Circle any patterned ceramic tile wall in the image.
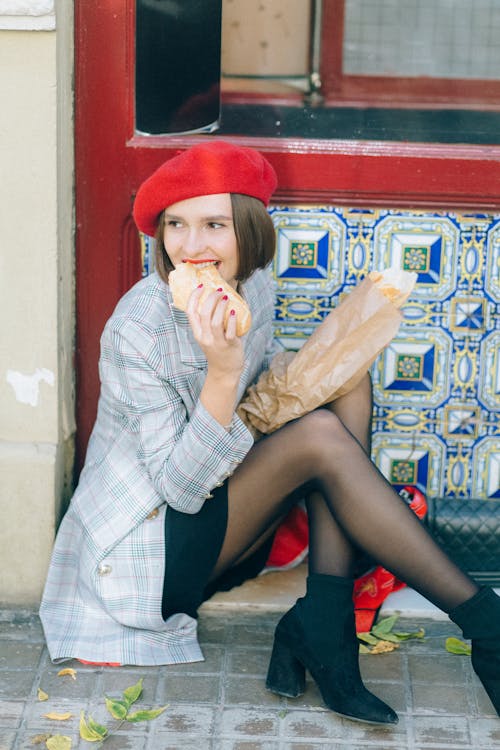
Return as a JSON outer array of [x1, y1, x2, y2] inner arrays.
[[141, 206, 500, 501]]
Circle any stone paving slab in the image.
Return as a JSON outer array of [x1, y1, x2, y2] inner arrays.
[[0, 610, 498, 749]]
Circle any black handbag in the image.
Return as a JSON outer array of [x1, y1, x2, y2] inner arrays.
[[425, 497, 500, 586]]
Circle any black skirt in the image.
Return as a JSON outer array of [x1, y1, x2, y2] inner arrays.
[[162, 479, 275, 620]]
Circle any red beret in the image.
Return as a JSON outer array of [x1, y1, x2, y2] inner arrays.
[[133, 140, 278, 237]]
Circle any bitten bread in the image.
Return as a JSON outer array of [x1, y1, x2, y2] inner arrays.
[[169, 261, 252, 336]]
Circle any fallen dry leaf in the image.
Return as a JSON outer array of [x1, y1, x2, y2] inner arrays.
[[30, 733, 51, 745], [37, 688, 49, 701], [43, 712, 73, 721], [370, 640, 400, 654], [57, 668, 77, 680]]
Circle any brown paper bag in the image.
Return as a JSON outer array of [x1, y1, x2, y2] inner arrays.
[[238, 271, 416, 436]]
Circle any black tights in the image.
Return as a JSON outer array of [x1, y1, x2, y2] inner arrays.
[[211, 374, 478, 614]]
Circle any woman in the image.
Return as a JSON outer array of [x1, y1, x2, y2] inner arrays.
[[40, 140, 500, 725]]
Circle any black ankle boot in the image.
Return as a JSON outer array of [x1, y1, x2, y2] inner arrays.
[[449, 587, 500, 716], [266, 574, 398, 725]]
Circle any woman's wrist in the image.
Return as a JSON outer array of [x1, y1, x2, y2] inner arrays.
[[205, 367, 242, 388], [200, 370, 240, 431]]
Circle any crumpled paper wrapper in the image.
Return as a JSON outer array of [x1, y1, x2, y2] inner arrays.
[[238, 270, 416, 437]]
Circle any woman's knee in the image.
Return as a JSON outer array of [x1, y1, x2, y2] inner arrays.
[[293, 409, 356, 477], [297, 409, 352, 453]]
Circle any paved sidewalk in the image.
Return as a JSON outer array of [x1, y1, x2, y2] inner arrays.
[[1, 604, 499, 750]]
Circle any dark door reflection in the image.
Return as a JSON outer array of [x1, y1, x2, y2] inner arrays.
[[136, 0, 222, 135]]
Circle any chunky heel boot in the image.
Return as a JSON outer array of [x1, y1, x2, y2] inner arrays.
[[449, 587, 500, 716], [266, 637, 306, 698], [266, 574, 398, 725]]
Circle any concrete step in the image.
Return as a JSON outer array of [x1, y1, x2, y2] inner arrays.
[[200, 562, 447, 619]]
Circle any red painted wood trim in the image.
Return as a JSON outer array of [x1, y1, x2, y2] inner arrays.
[[320, 0, 345, 94], [325, 76, 500, 111], [74, 0, 138, 464], [127, 135, 500, 209]]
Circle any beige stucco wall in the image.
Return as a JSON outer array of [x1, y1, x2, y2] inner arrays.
[[0, 1, 74, 606]]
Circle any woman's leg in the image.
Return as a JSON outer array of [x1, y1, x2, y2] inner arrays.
[[324, 372, 373, 454], [306, 373, 372, 578], [212, 374, 372, 580], [215, 391, 397, 724], [213, 406, 477, 612], [208, 397, 481, 722], [209, 393, 497, 721]]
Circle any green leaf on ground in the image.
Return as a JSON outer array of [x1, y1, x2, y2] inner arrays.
[[358, 614, 425, 653], [86, 715, 108, 738], [79, 712, 107, 742], [123, 678, 143, 707], [393, 627, 425, 640], [357, 632, 379, 645], [126, 706, 168, 723], [372, 615, 399, 635], [105, 696, 129, 720], [371, 628, 401, 643], [445, 637, 471, 655]]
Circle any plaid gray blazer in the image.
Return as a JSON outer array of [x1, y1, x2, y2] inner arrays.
[[40, 269, 278, 665]]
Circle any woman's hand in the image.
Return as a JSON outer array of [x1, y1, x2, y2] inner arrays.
[[186, 284, 245, 428], [186, 284, 244, 376]]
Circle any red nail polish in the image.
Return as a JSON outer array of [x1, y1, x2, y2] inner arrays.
[[222, 294, 228, 301], [216, 287, 223, 292], [230, 309, 236, 316], [197, 283, 203, 288]]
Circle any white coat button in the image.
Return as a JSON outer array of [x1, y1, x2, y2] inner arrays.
[[97, 563, 112, 576]]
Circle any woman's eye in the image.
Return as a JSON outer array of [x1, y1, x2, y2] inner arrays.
[[167, 220, 182, 228], [208, 222, 224, 229]]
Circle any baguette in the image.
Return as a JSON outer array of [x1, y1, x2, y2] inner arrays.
[[368, 268, 417, 307], [169, 261, 252, 336]]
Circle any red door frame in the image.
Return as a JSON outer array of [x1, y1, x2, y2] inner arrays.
[[74, 0, 500, 470]]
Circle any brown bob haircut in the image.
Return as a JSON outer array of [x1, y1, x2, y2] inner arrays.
[[154, 194, 276, 284]]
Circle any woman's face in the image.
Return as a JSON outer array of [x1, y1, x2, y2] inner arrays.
[[163, 193, 239, 289]]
